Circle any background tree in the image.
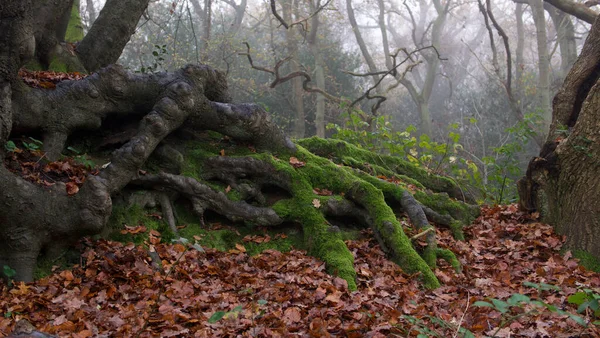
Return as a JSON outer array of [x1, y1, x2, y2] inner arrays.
[[519, 13, 600, 259]]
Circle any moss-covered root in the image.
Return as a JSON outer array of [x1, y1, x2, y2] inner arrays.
[[436, 248, 461, 273], [297, 137, 468, 201], [343, 182, 440, 289], [273, 199, 357, 290]]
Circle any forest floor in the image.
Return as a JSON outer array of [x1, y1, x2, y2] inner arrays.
[[1, 204, 600, 337]]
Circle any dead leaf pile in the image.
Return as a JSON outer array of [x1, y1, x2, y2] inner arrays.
[[4, 142, 97, 195], [1, 204, 599, 337], [18, 69, 87, 89]]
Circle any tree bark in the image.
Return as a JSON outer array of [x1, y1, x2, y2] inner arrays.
[[544, 0, 597, 24], [308, 0, 325, 138], [76, 0, 150, 72], [546, 3, 577, 78], [282, 0, 305, 138], [519, 16, 600, 258]]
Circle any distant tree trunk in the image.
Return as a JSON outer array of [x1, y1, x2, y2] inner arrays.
[[282, 0, 305, 138], [545, 3, 577, 78], [223, 0, 247, 37], [307, 0, 325, 138], [530, 0, 553, 135], [189, 0, 212, 62], [346, 0, 381, 86], [518, 16, 600, 259], [515, 3, 525, 100]]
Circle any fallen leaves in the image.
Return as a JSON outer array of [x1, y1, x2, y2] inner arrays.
[[19, 68, 87, 89], [289, 157, 305, 168], [4, 140, 98, 195], [312, 198, 321, 208], [0, 204, 599, 337]]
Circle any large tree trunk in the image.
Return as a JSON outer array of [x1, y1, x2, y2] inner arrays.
[[518, 16, 600, 258]]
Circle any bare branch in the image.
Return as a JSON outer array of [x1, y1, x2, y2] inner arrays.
[[269, 0, 333, 30], [542, 0, 597, 24], [270, 0, 289, 28]]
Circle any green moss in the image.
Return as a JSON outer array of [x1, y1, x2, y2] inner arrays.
[[298, 137, 461, 198], [268, 145, 440, 289], [33, 249, 81, 280], [436, 248, 461, 273], [23, 59, 44, 71], [414, 191, 479, 225], [65, 0, 84, 43], [272, 195, 357, 290], [105, 205, 175, 244], [48, 56, 68, 73], [450, 220, 464, 241], [572, 250, 600, 272]]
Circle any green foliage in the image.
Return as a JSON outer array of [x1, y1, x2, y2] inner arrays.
[[207, 294, 268, 325], [2, 265, 16, 288], [399, 314, 475, 338], [4, 141, 16, 152], [568, 289, 600, 324], [138, 44, 168, 74], [22, 137, 43, 152], [474, 282, 591, 335], [572, 250, 600, 273], [328, 110, 539, 204], [67, 147, 96, 169]]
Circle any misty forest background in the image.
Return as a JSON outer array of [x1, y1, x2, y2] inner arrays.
[[80, 0, 580, 205]]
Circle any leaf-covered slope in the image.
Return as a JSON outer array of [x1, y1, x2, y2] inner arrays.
[[1, 205, 599, 337]]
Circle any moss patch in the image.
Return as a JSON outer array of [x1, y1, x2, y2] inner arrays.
[[572, 250, 600, 272], [65, 0, 84, 43]]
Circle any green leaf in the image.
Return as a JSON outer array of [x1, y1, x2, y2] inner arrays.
[[473, 301, 494, 308], [4, 141, 16, 152], [191, 243, 205, 252], [208, 311, 226, 323], [507, 294, 530, 306], [589, 298, 600, 311], [458, 327, 476, 338], [578, 301, 591, 313], [568, 313, 588, 327], [66, 146, 80, 154], [3, 265, 16, 278], [491, 299, 510, 313], [232, 305, 243, 312], [28, 137, 43, 145], [523, 281, 540, 289], [257, 299, 268, 305]]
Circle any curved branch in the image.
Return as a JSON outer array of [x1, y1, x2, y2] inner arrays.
[[543, 0, 598, 24], [77, 0, 150, 72]]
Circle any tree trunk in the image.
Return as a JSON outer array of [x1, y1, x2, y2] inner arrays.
[[519, 16, 600, 258], [76, 0, 149, 72], [515, 3, 525, 101], [530, 0, 553, 135], [282, 0, 305, 138], [545, 3, 577, 79], [308, 0, 325, 138]]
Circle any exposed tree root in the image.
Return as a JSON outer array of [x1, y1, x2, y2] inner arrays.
[[1, 63, 478, 291]]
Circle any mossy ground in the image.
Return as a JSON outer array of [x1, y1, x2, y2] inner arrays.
[[33, 132, 477, 289], [571, 250, 600, 272]]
